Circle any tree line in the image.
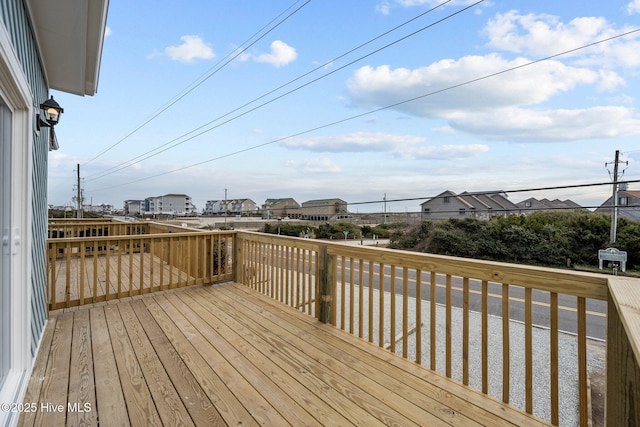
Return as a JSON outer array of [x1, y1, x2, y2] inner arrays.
[[388, 211, 639, 271], [262, 221, 400, 240]]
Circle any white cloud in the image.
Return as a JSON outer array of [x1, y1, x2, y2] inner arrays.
[[448, 106, 640, 142], [347, 56, 608, 116], [627, 0, 640, 14], [596, 69, 626, 92], [285, 157, 341, 173], [376, 2, 391, 15], [48, 151, 76, 170], [398, 144, 490, 160], [163, 35, 215, 63], [281, 132, 489, 160], [281, 132, 424, 152], [254, 40, 297, 67], [105, 26, 112, 37], [229, 45, 252, 63], [346, 53, 640, 142], [483, 11, 640, 68], [376, 0, 489, 14], [484, 11, 610, 56]]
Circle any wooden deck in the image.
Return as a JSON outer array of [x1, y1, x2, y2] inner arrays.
[[19, 282, 549, 426]]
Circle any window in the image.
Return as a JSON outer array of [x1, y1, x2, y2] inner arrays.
[[459, 208, 466, 215], [619, 196, 628, 205], [443, 196, 450, 203], [525, 201, 532, 207]]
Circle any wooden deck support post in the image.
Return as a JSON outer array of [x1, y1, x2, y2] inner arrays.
[[318, 245, 334, 324]]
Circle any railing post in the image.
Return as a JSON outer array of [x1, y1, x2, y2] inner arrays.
[[606, 279, 640, 427], [317, 245, 334, 324], [233, 232, 241, 283]]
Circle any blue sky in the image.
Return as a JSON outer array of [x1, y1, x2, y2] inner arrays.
[[49, 0, 640, 213]]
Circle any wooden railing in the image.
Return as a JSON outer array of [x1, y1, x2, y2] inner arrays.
[[48, 218, 202, 239], [48, 219, 151, 238], [47, 231, 233, 310], [235, 231, 321, 318], [44, 223, 640, 426], [234, 230, 640, 427]]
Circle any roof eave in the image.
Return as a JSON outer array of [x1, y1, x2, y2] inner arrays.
[[27, 0, 109, 96]]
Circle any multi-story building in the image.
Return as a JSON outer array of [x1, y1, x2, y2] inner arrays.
[[205, 198, 257, 216], [301, 198, 348, 220], [144, 194, 193, 216], [262, 198, 302, 219], [228, 198, 257, 216], [124, 200, 144, 215]]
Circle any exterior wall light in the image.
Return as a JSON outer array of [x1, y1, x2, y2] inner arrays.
[[37, 96, 64, 129]]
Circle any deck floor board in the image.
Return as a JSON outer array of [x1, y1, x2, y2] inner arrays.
[[20, 282, 551, 426]]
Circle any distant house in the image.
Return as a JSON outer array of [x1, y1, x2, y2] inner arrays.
[[205, 198, 257, 216], [0, 1, 109, 424], [421, 190, 520, 220], [301, 198, 348, 221], [84, 203, 113, 214], [262, 198, 301, 219], [204, 200, 223, 215], [228, 199, 257, 216], [595, 189, 640, 222], [517, 198, 582, 213]]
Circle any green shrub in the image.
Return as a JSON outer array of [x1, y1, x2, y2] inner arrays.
[[389, 211, 638, 270]]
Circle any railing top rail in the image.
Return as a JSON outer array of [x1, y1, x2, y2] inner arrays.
[[47, 229, 234, 244], [48, 220, 122, 225], [47, 219, 189, 224]]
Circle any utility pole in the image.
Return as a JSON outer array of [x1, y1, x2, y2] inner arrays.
[[383, 193, 387, 224], [76, 163, 83, 219], [606, 150, 628, 244]]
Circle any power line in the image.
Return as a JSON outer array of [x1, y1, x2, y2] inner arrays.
[[86, 27, 640, 193], [347, 178, 640, 206], [83, 0, 312, 167], [362, 203, 640, 216], [85, 0, 475, 182]]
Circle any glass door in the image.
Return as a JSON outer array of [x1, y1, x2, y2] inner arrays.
[[0, 96, 11, 388]]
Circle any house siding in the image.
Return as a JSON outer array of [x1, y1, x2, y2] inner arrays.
[[596, 190, 640, 222], [421, 190, 520, 220], [301, 198, 348, 220], [1, 0, 50, 356]]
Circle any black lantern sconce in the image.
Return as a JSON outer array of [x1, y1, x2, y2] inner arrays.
[[37, 96, 64, 130]]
